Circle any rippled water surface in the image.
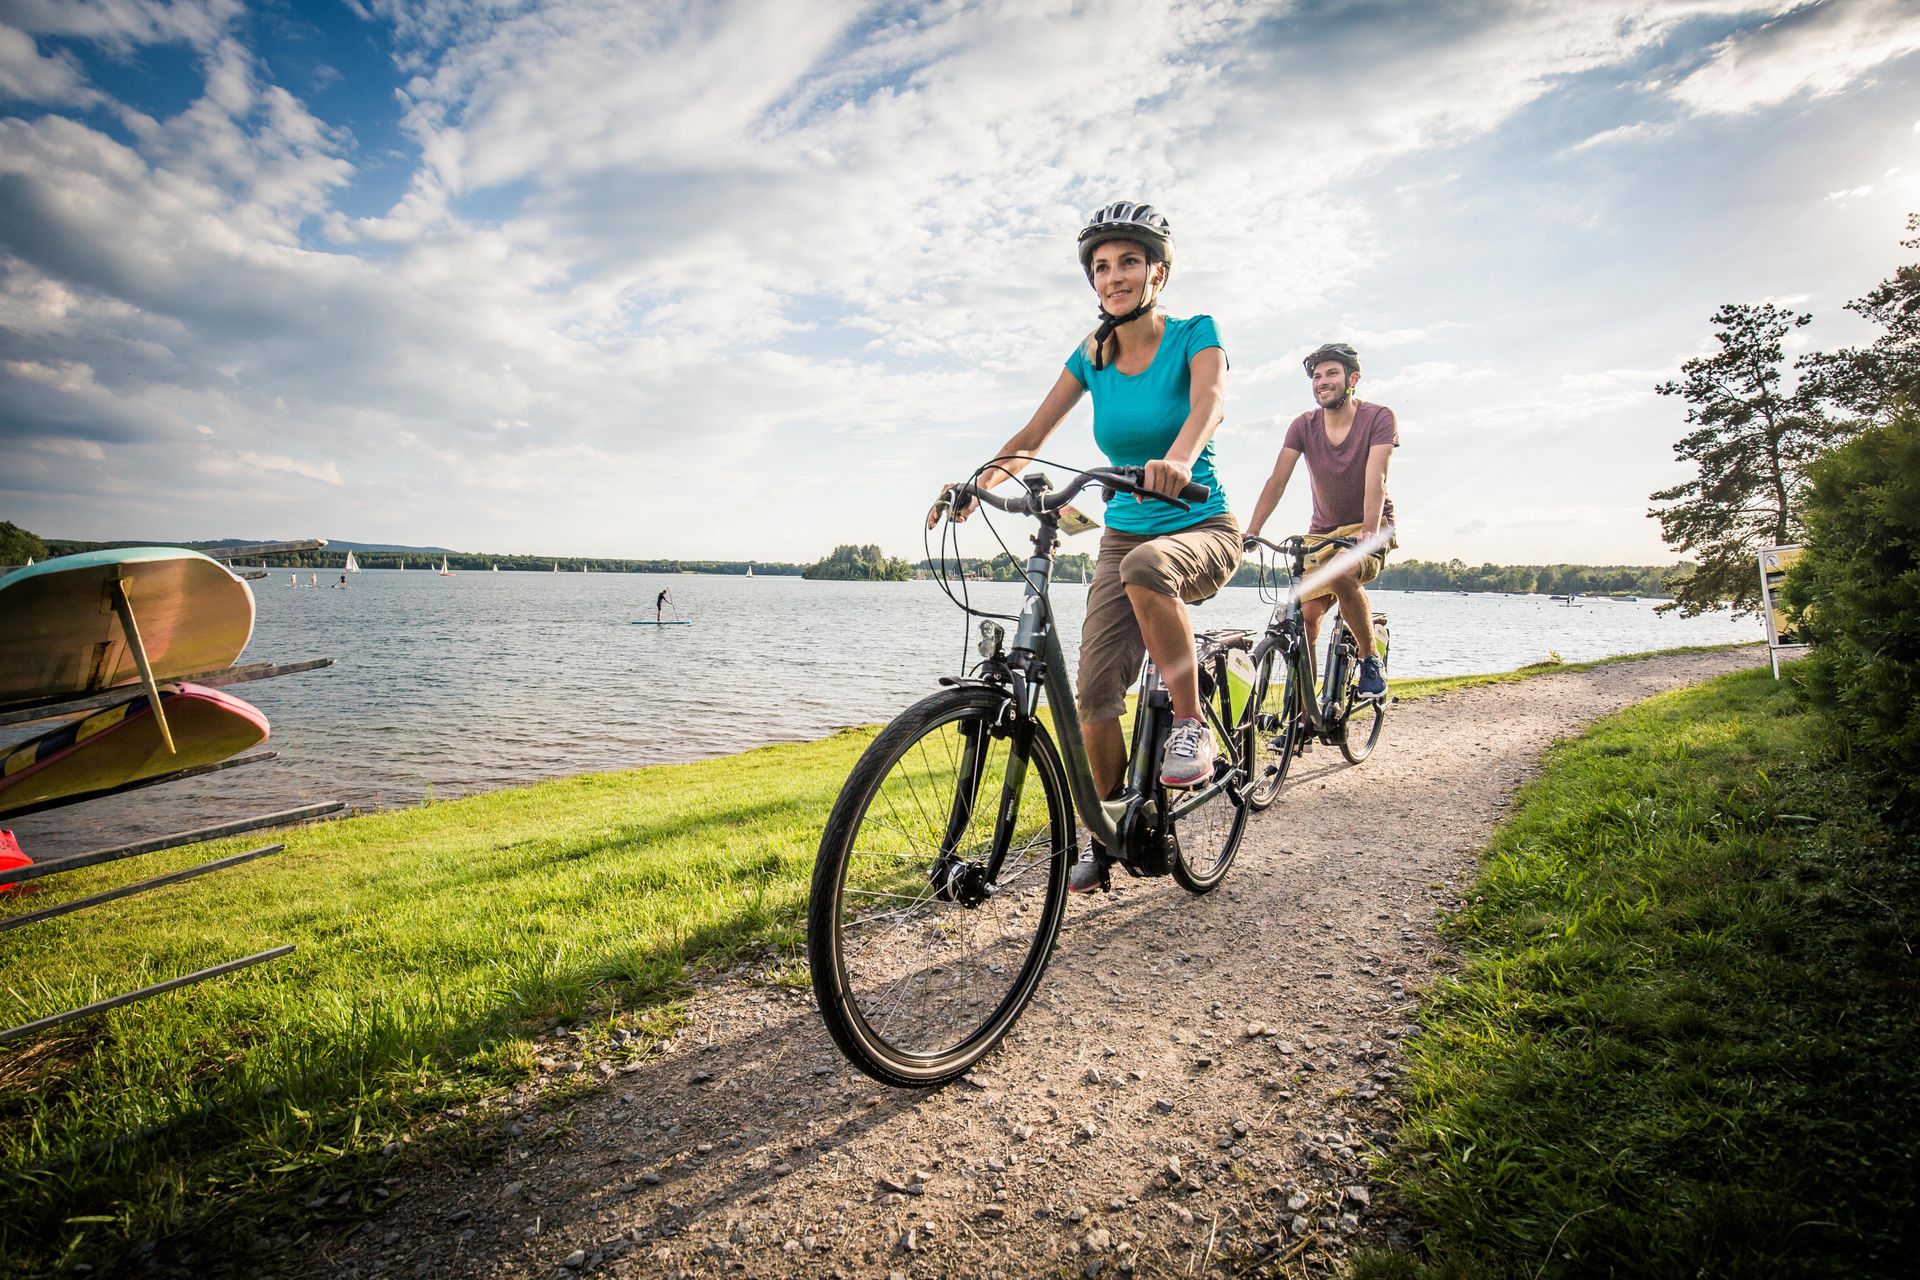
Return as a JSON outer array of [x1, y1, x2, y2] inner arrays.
[[9, 571, 1755, 855]]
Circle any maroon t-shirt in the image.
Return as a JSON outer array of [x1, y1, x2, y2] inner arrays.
[[1282, 402, 1399, 534]]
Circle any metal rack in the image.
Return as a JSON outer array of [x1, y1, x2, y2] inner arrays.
[[0, 539, 342, 1045]]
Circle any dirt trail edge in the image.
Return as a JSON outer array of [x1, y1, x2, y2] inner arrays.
[[308, 648, 1761, 1280]]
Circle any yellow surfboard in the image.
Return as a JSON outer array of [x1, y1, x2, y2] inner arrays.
[[0, 548, 255, 705]]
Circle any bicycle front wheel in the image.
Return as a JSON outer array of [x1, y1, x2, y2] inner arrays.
[[1169, 681, 1251, 894], [1244, 648, 1300, 812], [808, 686, 1071, 1087]]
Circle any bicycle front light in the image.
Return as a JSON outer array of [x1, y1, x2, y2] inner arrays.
[[978, 621, 1005, 659]]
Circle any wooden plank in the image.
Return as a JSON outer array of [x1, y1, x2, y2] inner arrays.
[[2, 803, 343, 885], [0, 844, 283, 934], [0, 658, 333, 728], [209, 539, 329, 559], [0, 946, 294, 1044], [104, 578, 174, 755], [0, 751, 277, 820]]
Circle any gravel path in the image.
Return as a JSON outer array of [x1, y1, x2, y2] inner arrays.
[[307, 647, 1761, 1280]]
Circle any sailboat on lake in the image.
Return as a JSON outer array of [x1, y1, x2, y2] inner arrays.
[[437, 556, 455, 577], [344, 550, 361, 574]]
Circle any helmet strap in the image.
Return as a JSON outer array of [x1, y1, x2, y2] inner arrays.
[[1089, 274, 1161, 372]]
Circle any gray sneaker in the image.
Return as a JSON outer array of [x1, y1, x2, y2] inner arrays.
[[1067, 839, 1109, 894], [1160, 716, 1216, 788]]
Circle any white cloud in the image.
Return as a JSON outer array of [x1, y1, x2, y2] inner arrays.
[[1566, 121, 1674, 152], [217, 449, 344, 486], [1, 0, 240, 54], [0, 21, 102, 106], [28, 433, 104, 460], [1669, 0, 1920, 116]]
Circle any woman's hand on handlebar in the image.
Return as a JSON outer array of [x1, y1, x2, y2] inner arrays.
[[928, 482, 976, 529], [1140, 457, 1193, 504]]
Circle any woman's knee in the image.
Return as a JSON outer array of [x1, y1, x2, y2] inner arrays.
[[1118, 544, 1182, 596]]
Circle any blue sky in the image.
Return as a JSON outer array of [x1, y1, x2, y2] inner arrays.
[[3, 0, 1917, 563]]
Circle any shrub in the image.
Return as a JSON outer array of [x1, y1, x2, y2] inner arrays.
[[1781, 404, 1920, 800]]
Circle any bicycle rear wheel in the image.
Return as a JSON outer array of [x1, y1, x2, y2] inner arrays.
[[1244, 648, 1300, 812], [808, 686, 1071, 1087], [1169, 672, 1251, 894]]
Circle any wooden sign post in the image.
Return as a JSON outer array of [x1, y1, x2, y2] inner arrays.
[[1757, 544, 1807, 679]]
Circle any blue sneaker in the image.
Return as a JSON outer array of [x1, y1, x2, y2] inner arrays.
[[1356, 656, 1387, 700]]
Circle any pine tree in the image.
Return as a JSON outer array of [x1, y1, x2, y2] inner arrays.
[[1649, 303, 1834, 617], [1798, 213, 1920, 424]]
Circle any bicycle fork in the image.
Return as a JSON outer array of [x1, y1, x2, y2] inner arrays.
[[930, 704, 1035, 908]]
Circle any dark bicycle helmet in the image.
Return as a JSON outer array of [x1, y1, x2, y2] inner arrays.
[[1303, 342, 1360, 376], [1076, 201, 1173, 282]]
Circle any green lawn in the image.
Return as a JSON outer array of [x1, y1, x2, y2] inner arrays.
[[0, 642, 1753, 1271], [0, 728, 875, 1271], [1356, 667, 1919, 1279]]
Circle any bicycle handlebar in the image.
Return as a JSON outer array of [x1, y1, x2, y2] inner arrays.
[[948, 466, 1210, 518], [1243, 532, 1357, 558]]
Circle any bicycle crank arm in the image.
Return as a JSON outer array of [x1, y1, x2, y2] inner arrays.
[[1165, 768, 1245, 821]]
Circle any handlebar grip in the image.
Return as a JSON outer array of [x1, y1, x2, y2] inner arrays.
[[1178, 480, 1210, 504]]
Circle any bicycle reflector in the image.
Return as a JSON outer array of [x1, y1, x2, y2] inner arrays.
[[978, 621, 1005, 659]]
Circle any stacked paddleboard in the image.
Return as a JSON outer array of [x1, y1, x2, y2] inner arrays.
[[1, 549, 265, 816], [0, 543, 341, 1046]]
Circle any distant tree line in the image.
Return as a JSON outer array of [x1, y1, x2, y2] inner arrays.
[[1, 520, 47, 565], [1356, 559, 1680, 597], [22, 537, 801, 576], [805, 544, 914, 581], [915, 552, 1096, 583]]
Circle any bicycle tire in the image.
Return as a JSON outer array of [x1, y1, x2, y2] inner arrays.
[[808, 686, 1071, 1087], [1338, 622, 1389, 764], [1244, 647, 1300, 812], [1169, 665, 1251, 894]]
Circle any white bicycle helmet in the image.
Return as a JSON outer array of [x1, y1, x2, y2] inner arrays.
[[1076, 202, 1173, 282]]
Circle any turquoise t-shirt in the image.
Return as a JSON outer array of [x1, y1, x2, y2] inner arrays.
[[1064, 314, 1230, 535]]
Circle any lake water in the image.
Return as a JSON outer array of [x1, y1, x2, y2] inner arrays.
[[7, 570, 1756, 857]]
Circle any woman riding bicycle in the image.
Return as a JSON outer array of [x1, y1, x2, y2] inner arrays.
[[933, 201, 1239, 894]]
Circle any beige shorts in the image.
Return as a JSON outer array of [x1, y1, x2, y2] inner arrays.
[[1076, 514, 1242, 723], [1297, 522, 1397, 603]]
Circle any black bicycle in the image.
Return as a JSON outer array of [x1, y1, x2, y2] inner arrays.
[[1241, 533, 1392, 810], [808, 466, 1255, 1087]]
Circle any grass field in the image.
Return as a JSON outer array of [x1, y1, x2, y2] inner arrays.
[[0, 643, 1751, 1272], [1355, 666, 1918, 1278]]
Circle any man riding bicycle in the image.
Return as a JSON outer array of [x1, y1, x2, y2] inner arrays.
[[1243, 341, 1397, 699], [932, 202, 1239, 894]]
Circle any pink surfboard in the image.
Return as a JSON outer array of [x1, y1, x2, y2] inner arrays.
[[0, 684, 269, 817]]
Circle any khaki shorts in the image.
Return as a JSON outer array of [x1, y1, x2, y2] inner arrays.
[[1077, 514, 1242, 723], [1297, 522, 1397, 603]]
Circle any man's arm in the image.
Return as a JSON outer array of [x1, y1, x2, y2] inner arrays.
[[1360, 442, 1392, 539], [1244, 447, 1302, 539]]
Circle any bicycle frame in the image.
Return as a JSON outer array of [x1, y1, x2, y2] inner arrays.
[[1250, 539, 1360, 741], [965, 507, 1244, 883]]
